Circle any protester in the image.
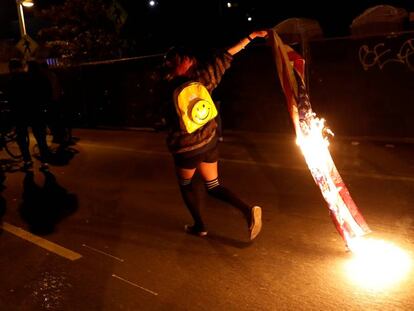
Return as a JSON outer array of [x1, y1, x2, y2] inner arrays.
[[7, 59, 51, 171], [39, 62, 64, 146], [159, 30, 268, 240]]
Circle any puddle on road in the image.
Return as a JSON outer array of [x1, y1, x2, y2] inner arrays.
[[25, 271, 72, 310]]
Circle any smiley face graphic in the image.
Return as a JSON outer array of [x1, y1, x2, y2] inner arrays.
[[191, 99, 213, 125]]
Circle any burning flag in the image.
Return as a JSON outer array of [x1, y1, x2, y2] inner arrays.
[[270, 30, 371, 248]]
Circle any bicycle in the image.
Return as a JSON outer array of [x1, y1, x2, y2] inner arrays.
[[0, 128, 22, 160], [0, 92, 23, 173]]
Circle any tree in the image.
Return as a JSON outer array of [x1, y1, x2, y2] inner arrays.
[[35, 0, 135, 62]]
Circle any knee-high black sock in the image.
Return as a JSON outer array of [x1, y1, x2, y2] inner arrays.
[[205, 178, 251, 224], [179, 179, 205, 229]]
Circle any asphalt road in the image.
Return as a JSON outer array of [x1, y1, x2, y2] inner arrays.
[[0, 129, 413, 311]]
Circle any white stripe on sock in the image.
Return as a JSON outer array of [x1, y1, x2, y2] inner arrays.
[[205, 178, 219, 190], [180, 179, 192, 186]]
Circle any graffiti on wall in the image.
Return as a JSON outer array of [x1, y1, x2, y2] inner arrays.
[[359, 39, 414, 70]]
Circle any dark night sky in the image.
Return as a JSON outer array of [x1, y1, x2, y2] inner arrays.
[[1, 0, 414, 51], [123, 0, 414, 49]]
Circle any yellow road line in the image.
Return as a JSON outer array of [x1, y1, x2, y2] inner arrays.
[[2, 222, 82, 261]]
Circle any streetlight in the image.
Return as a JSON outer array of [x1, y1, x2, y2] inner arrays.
[[20, 0, 34, 7], [16, 0, 34, 38]]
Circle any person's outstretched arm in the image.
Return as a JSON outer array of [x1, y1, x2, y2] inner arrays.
[[227, 30, 269, 56], [197, 30, 268, 92]]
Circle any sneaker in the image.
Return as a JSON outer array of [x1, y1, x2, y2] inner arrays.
[[184, 224, 208, 237], [39, 162, 49, 172], [249, 206, 262, 241], [21, 161, 34, 172]]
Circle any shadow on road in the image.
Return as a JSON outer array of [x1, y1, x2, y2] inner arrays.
[[49, 146, 79, 166], [19, 170, 78, 235], [207, 233, 252, 249], [33, 140, 79, 166]]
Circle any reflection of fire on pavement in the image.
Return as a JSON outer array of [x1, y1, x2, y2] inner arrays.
[[345, 238, 412, 291]]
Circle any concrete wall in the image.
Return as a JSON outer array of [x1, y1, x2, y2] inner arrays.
[[308, 32, 414, 138]]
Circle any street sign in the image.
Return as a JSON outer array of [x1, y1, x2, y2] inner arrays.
[[16, 35, 38, 58]]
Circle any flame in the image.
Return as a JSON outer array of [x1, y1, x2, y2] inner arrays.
[[295, 115, 332, 166], [345, 237, 412, 291], [295, 116, 339, 212], [295, 115, 368, 245], [296, 117, 345, 220], [296, 116, 341, 215]]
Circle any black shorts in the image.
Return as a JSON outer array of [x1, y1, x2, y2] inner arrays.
[[173, 143, 219, 169]]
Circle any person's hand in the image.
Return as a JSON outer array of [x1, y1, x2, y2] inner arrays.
[[250, 30, 270, 40]]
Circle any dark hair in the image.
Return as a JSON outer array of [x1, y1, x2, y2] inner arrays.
[[164, 46, 196, 68], [161, 46, 197, 80]]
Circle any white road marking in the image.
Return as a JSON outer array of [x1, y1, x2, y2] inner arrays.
[[112, 274, 158, 296], [2, 222, 82, 261], [82, 244, 124, 262]]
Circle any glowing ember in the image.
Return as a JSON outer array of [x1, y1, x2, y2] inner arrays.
[[345, 238, 412, 291]]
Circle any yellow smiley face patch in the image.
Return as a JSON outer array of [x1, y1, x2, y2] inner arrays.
[[174, 82, 218, 133]]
